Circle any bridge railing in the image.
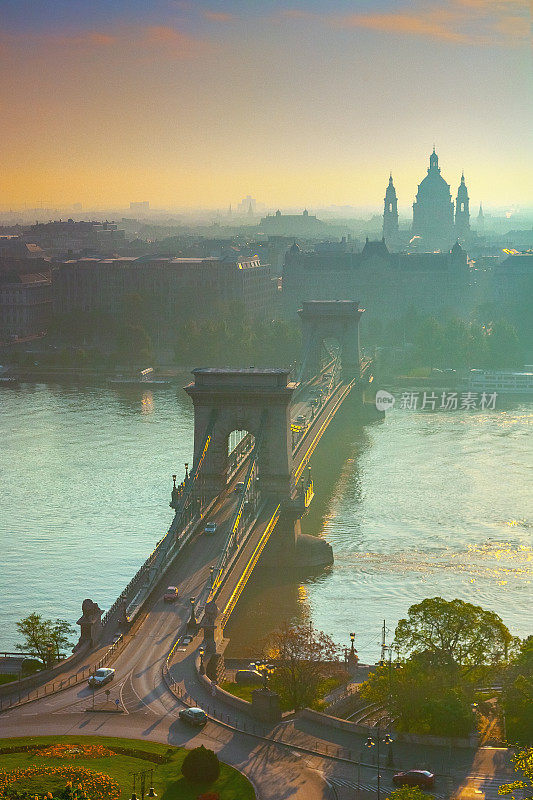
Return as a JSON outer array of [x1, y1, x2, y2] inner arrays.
[[209, 412, 267, 600]]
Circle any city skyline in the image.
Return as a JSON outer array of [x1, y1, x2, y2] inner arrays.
[[2, 0, 532, 209]]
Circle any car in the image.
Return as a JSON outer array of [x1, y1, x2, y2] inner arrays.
[[163, 585, 178, 602], [235, 482, 245, 494], [392, 770, 435, 788], [204, 522, 217, 534], [235, 669, 263, 685], [88, 668, 115, 688], [296, 414, 306, 424], [179, 707, 208, 727]]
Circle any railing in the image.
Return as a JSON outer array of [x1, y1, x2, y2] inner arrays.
[[210, 413, 267, 599], [0, 633, 128, 713]]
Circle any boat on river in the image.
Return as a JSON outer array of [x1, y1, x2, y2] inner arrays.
[[466, 369, 533, 394], [108, 367, 171, 386]]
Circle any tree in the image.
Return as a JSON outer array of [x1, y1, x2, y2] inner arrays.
[[501, 636, 533, 746], [387, 786, 434, 800], [486, 320, 522, 368], [265, 621, 340, 711], [394, 597, 512, 667], [181, 745, 220, 784], [16, 613, 75, 669], [498, 747, 533, 800], [360, 653, 474, 737]]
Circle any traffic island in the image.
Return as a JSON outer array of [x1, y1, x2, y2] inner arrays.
[[0, 735, 255, 799], [85, 699, 124, 713]]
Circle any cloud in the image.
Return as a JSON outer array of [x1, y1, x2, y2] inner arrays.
[[203, 11, 235, 22], [281, 0, 530, 47], [143, 24, 207, 56], [331, 11, 470, 44], [1, 23, 207, 61]]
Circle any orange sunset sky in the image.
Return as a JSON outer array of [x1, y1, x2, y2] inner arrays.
[[1, 0, 532, 211]]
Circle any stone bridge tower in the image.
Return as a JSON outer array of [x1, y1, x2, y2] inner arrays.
[[298, 300, 364, 382]]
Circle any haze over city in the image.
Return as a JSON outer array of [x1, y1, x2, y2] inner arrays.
[[2, 0, 532, 211], [1, 3, 532, 800]]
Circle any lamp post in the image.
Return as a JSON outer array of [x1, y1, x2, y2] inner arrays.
[[364, 727, 394, 800], [188, 597, 197, 631], [348, 632, 358, 667], [130, 770, 156, 800], [258, 661, 274, 690], [199, 645, 205, 675], [184, 462, 189, 481]]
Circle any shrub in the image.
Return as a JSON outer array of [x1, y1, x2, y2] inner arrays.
[[181, 747, 220, 784]]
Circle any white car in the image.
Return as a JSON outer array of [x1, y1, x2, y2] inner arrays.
[[88, 667, 115, 687], [204, 522, 217, 534]]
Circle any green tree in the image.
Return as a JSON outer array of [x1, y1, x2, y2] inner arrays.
[[414, 317, 443, 369], [394, 597, 512, 667], [486, 320, 522, 368], [387, 786, 434, 800], [360, 653, 473, 737], [181, 745, 220, 784], [498, 747, 533, 800], [501, 636, 533, 746], [16, 613, 75, 668], [265, 621, 340, 711]]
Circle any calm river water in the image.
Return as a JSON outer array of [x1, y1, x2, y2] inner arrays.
[[1, 380, 531, 662]]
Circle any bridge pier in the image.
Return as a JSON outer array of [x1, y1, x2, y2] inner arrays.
[[185, 368, 295, 502]]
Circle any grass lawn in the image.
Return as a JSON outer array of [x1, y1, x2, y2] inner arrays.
[[219, 682, 256, 704], [221, 674, 347, 711], [0, 736, 254, 800]]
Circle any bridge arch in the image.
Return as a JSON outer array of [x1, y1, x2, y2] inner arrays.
[[185, 368, 295, 501], [298, 300, 364, 382]]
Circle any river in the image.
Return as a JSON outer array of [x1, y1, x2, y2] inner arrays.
[[1, 380, 531, 662]]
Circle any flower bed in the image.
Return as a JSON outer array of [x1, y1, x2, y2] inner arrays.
[[0, 766, 121, 800], [35, 745, 116, 760]]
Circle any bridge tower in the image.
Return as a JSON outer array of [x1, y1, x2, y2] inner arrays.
[[185, 368, 295, 501], [298, 300, 364, 382]]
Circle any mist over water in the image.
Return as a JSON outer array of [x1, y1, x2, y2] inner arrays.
[[1, 383, 531, 662]]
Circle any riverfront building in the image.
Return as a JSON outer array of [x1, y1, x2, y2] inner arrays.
[[54, 255, 275, 342]]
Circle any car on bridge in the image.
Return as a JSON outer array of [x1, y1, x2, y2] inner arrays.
[[179, 706, 208, 727], [392, 770, 435, 789], [88, 668, 115, 688], [204, 522, 217, 534], [163, 586, 179, 602]]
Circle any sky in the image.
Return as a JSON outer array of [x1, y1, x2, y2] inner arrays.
[[1, 0, 532, 211]]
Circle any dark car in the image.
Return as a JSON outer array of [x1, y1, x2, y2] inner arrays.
[[88, 668, 115, 688], [393, 770, 435, 788], [179, 707, 208, 727]]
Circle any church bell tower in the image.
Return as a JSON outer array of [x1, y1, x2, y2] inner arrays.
[[383, 173, 399, 248], [455, 172, 470, 239]]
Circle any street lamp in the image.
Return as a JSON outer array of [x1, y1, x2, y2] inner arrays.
[[184, 462, 189, 480], [364, 728, 394, 800], [199, 645, 205, 675], [258, 661, 274, 690], [130, 769, 156, 800]]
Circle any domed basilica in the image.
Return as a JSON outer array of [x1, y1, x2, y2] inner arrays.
[[383, 148, 470, 251]]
